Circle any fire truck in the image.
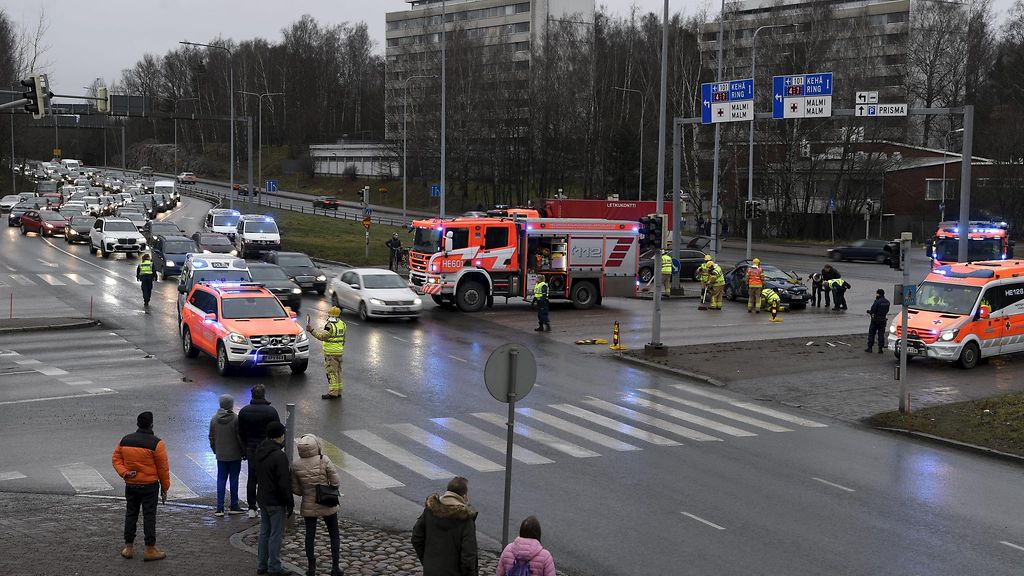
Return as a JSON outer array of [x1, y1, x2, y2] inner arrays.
[[408, 217, 640, 312], [928, 221, 1015, 267]]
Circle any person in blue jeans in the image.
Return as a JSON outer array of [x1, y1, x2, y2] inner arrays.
[[208, 394, 245, 516], [255, 421, 293, 575]]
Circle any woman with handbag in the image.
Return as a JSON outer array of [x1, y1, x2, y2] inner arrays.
[[290, 434, 343, 576]]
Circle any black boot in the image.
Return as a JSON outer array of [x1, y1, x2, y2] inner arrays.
[[331, 566, 344, 576], [535, 324, 544, 332]]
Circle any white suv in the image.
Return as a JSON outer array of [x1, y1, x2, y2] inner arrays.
[[89, 217, 147, 258], [234, 214, 281, 258]]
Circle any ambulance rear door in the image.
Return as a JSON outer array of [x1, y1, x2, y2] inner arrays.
[[991, 281, 1024, 355]]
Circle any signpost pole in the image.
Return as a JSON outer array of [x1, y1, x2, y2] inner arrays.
[[957, 105, 974, 263], [501, 349, 518, 549], [898, 232, 911, 413]]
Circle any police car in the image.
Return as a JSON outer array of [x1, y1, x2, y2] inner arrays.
[[176, 254, 252, 319]]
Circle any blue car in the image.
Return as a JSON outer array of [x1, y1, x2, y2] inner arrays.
[[152, 235, 198, 279]]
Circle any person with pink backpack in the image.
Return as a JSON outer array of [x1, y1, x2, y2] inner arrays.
[[495, 516, 556, 576]]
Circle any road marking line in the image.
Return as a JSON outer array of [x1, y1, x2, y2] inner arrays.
[[167, 472, 200, 500], [447, 355, 468, 363], [9, 274, 36, 286], [670, 384, 827, 428], [60, 378, 94, 386], [392, 336, 411, 343], [186, 452, 219, 480], [40, 237, 134, 282], [432, 418, 554, 464], [37, 273, 66, 286], [36, 366, 70, 376], [0, 370, 38, 377], [0, 471, 26, 481], [37, 259, 57, 268], [320, 438, 404, 490], [343, 430, 453, 480], [57, 462, 113, 493], [63, 273, 94, 285], [13, 359, 42, 365], [517, 408, 640, 451], [389, 423, 504, 472], [581, 398, 721, 442], [1000, 541, 1024, 552], [0, 390, 116, 405], [385, 388, 407, 398], [621, 396, 756, 437], [472, 412, 601, 458], [639, 389, 792, 432], [812, 477, 856, 492], [681, 512, 726, 530]]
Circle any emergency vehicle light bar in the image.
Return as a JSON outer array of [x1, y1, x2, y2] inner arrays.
[[932, 266, 995, 279]]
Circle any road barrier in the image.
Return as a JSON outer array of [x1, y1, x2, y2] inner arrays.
[[610, 320, 626, 350]]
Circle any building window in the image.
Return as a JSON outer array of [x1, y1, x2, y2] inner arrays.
[[513, 41, 529, 52], [387, 38, 399, 48], [887, 12, 907, 24]]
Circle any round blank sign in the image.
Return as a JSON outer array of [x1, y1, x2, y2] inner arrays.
[[484, 343, 537, 403]]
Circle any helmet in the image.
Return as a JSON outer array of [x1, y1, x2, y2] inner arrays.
[[328, 306, 342, 317], [704, 254, 712, 261], [752, 258, 760, 265]]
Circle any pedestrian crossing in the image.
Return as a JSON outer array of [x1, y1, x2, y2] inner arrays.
[[0, 270, 117, 287]]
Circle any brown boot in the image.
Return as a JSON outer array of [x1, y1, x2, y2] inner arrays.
[[120, 544, 134, 559], [143, 545, 166, 561]]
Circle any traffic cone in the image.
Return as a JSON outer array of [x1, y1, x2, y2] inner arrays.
[[610, 320, 626, 350], [769, 300, 784, 322]]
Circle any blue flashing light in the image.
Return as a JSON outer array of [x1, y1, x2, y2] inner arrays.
[[1002, 254, 1008, 259], [631, 225, 639, 232], [527, 225, 534, 231], [952, 227, 959, 234], [193, 260, 208, 269]]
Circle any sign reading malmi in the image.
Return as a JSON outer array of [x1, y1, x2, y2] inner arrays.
[[701, 79, 754, 125], [772, 73, 833, 119]]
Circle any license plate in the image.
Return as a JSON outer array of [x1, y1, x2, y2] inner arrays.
[[393, 307, 409, 312], [262, 355, 287, 362]]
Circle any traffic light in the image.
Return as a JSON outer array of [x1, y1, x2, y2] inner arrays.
[[638, 215, 663, 252], [743, 201, 753, 221], [753, 200, 763, 219], [96, 86, 109, 113], [865, 199, 875, 215], [20, 73, 50, 119], [884, 241, 901, 270], [638, 216, 653, 252]]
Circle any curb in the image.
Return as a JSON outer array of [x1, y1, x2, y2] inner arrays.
[[612, 353, 726, 387], [0, 318, 100, 334], [872, 426, 1024, 464], [311, 257, 354, 269], [230, 523, 306, 576]]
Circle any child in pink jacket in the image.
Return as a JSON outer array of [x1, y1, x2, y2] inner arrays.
[[496, 516, 556, 576]]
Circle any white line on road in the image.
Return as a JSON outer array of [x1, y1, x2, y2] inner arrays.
[[9, 274, 35, 286], [13, 359, 41, 365], [1000, 541, 1024, 552], [41, 237, 134, 282], [385, 388, 407, 398], [57, 462, 113, 493], [392, 336, 411, 343], [812, 477, 856, 492], [36, 365, 70, 376], [681, 512, 726, 530], [517, 408, 640, 451], [543, 404, 682, 447], [669, 384, 827, 428], [320, 439, 404, 490], [0, 471, 27, 481], [432, 418, 554, 464], [167, 471, 199, 500], [639, 389, 792, 432], [582, 397, 722, 442], [472, 412, 601, 458], [63, 273, 94, 285], [447, 355, 468, 363], [37, 259, 57, 268], [343, 430, 453, 480], [389, 423, 504, 472], [0, 390, 116, 406], [621, 396, 756, 437]]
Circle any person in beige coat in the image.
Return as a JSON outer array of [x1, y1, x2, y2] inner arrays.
[[290, 434, 343, 576]]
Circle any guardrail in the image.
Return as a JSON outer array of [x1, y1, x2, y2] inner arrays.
[[180, 184, 411, 228]]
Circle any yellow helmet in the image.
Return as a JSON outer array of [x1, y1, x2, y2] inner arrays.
[[328, 306, 342, 317], [704, 254, 712, 261], [752, 258, 760, 265]]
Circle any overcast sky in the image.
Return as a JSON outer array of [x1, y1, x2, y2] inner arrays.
[[4, 0, 1017, 95]]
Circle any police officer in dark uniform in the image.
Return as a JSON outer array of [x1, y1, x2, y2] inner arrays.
[[866, 289, 890, 353]]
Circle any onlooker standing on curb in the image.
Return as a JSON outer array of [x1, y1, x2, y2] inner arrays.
[[291, 434, 344, 576], [495, 516, 556, 576], [255, 421, 293, 576], [112, 411, 170, 562], [412, 476, 479, 576], [209, 393, 245, 517], [238, 384, 281, 518], [866, 289, 891, 353]]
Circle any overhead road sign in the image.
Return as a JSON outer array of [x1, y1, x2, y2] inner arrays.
[[855, 103, 908, 117], [701, 79, 754, 125], [856, 91, 879, 105], [772, 73, 833, 119]]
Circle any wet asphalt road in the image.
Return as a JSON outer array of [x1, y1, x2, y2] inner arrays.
[[0, 198, 1022, 575]]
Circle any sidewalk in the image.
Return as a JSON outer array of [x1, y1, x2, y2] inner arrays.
[[0, 316, 98, 333]]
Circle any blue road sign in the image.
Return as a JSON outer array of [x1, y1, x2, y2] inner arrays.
[[362, 206, 373, 217], [701, 78, 754, 125], [265, 179, 278, 192], [938, 202, 945, 212], [772, 72, 833, 119], [430, 184, 441, 197], [902, 284, 917, 306], [828, 197, 836, 213]]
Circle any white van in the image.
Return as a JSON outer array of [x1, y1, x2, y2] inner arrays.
[[203, 208, 241, 240], [61, 159, 82, 172], [234, 214, 281, 258], [153, 180, 179, 206]]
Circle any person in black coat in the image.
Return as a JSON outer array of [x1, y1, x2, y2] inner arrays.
[[253, 422, 292, 576], [412, 476, 479, 576], [237, 384, 281, 517], [866, 289, 891, 353]]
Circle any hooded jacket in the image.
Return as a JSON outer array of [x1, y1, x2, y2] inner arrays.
[[237, 398, 280, 451], [412, 491, 479, 576], [209, 395, 244, 462], [254, 438, 292, 510], [290, 434, 341, 517], [495, 537, 556, 576]]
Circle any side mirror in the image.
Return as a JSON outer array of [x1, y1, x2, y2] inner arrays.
[[286, 308, 298, 318], [204, 313, 217, 322], [978, 306, 990, 320], [350, 283, 361, 290]]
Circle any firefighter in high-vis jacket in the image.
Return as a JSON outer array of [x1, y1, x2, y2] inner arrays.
[[707, 259, 725, 310], [746, 258, 765, 313], [306, 306, 347, 399], [661, 250, 674, 297], [534, 278, 551, 332]]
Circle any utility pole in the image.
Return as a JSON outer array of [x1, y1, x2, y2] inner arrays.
[[10, 114, 15, 194], [957, 105, 974, 262], [247, 117, 254, 213], [648, 0, 669, 352], [121, 124, 126, 172], [897, 231, 912, 413], [710, 0, 726, 260], [239, 91, 283, 207], [440, 0, 447, 219]]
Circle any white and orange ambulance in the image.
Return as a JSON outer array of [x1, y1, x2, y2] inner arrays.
[[889, 260, 1024, 368]]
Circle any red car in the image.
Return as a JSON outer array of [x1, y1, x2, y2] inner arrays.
[[21, 209, 68, 236], [41, 193, 62, 209]]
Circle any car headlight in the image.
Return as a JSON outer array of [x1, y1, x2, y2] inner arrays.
[[165, 261, 176, 267], [291, 288, 301, 294], [230, 249, 238, 256], [228, 332, 248, 344], [297, 331, 308, 343], [940, 329, 958, 341], [370, 298, 386, 306], [44, 223, 53, 228], [68, 229, 78, 235], [316, 275, 327, 281], [889, 325, 897, 334], [203, 249, 212, 254], [413, 297, 422, 305]]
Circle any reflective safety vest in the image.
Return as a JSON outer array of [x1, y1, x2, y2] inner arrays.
[[709, 264, 725, 286], [534, 281, 549, 301], [323, 320, 346, 356], [661, 253, 673, 275], [746, 266, 764, 288], [826, 278, 846, 290], [138, 261, 153, 277], [762, 288, 781, 304]]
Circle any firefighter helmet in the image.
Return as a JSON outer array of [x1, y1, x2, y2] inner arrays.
[[328, 306, 342, 317]]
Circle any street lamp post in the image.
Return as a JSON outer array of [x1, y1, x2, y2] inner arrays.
[[746, 24, 792, 260], [648, 0, 669, 352], [614, 86, 646, 201], [238, 91, 283, 205], [174, 97, 199, 175], [401, 75, 438, 222], [180, 40, 234, 209], [940, 128, 965, 223], [440, 0, 447, 218]]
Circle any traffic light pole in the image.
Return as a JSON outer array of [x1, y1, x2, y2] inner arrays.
[[898, 231, 911, 413], [647, 0, 668, 352]]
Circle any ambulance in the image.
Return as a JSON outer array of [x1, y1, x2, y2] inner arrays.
[[889, 260, 1024, 368]]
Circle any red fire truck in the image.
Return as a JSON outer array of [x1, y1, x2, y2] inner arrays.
[[408, 217, 640, 312], [928, 221, 1015, 267], [541, 199, 676, 228]]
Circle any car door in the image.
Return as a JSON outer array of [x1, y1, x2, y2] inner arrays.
[[337, 271, 357, 310], [997, 282, 1024, 355], [22, 211, 37, 232], [152, 238, 166, 272], [90, 218, 103, 246], [734, 265, 750, 298]]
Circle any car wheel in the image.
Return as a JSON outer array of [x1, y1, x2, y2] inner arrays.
[[830, 252, 843, 262], [639, 266, 654, 283], [182, 327, 199, 358], [358, 302, 370, 321], [456, 280, 487, 313], [20, 225, 26, 235], [958, 341, 980, 369], [725, 284, 736, 301], [101, 247, 110, 258], [571, 280, 598, 310], [216, 342, 233, 376], [316, 288, 326, 296], [691, 268, 702, 282], [290, 359, 308, 374]]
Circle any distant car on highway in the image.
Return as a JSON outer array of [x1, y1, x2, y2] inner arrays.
[[328, 268, 422, 321], [139, 166, 154, 178], [20, 209, 67, 236], [0, 195, 20, 212], [89, 217, 147, 258], [191, 232, 237, 255], [64, 214, 95, 243], [312, 196, 341, 210], [176, 172, 197, 184], [233, 183, 260, 196], [262, 251, 326, 294], [723, 259, 811, 309], [142, 220, 184, 244], [8, 202, 36, 226], [826, 239, 893, 264]]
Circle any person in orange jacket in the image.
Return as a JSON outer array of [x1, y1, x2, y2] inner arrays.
[[746, 258, 765, 313], [112, 411, 171, 562]]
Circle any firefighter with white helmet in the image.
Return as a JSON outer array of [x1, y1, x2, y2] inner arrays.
[[306, 306, 347, 399]]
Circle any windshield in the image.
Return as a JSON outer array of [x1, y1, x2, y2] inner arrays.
[[104, 221, 138, 232], [192, 270, 252, 284], [913, 281, 981, 315], [39, 211, 63, 221], [152, 224, 180, 233], [213, 215, 240, 227], [154, 186, 174, 194], [244, 221, 279, 234], [221, 297, 287, 319], [361, 274, 408, 289], [71, 216, 94, 225], [83, 198, 99, 205], [120, 211, 143, 218], [1, 196, 18, 202], [761, 265, 795, 282], [249, 266, 289, 281], [201, 235, 232, 246], [414, 227, 443, 253], [163, 240, 197, 254], [934, 238, 1003, 262], [276, 254, 314, 267]]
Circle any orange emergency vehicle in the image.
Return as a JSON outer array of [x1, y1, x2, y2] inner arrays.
[[889, 260, 1024, 368], [928, 221, 1014, 267], [408, 217, 640, 312]]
